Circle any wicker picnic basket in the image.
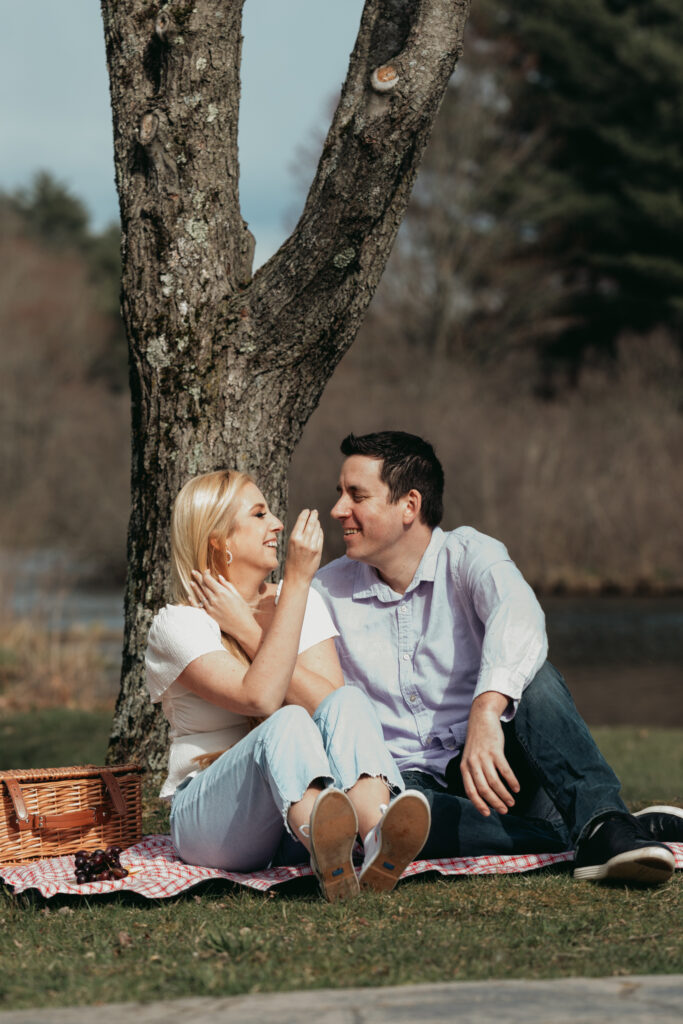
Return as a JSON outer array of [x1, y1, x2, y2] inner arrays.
[[0, 764, 144, 866]]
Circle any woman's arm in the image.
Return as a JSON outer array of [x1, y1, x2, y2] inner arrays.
[[192, 568, 344, 716], [176, 509, 323, 717], [285, 637, 344, 714], [179, 632, 343, 717]]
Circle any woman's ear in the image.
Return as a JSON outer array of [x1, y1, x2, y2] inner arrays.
[[402, 489, 422, 525]]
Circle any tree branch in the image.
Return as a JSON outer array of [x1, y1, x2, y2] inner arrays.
[[238, 0, 469, 402]]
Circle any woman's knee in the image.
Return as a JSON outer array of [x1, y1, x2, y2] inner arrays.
[[315, 685, 375, 721], [259, 704, 317, 742], [257, 705, 326, 763]]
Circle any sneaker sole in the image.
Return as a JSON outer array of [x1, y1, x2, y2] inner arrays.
[[360, 792, 431, 893], [573, 845, 675, 885], [634, 805, 683, 819], [309, 790, 360, 902]]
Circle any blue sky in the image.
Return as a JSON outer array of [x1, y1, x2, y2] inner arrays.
[[0, 0, 364, 265]]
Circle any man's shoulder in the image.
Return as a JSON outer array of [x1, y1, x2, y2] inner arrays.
[[432, 527, 512, 592], [439, 525, 509, 560]]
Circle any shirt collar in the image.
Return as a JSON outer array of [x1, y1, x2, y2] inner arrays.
[[352, 527, 446, 603]]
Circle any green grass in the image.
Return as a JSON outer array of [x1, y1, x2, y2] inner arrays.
[[592, 726, 683, 806], [0, 715, 681, 1010], [0, 709, 112, 770]]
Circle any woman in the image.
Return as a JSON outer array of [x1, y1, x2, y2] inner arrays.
[[145, 469, 430, 900]]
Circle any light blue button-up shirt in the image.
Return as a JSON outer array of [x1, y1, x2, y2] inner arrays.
[[313, 526, 548, 784]]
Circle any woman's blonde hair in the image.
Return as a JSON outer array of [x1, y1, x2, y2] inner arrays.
[[170, 469, 261, 768], [170, 468, 254, 606]]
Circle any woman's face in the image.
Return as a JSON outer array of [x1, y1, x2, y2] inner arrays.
[[223, 482, 284, 575]]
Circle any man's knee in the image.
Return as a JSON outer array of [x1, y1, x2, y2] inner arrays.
[[520, 661, 571, 709], [515, 660, 583, 737]]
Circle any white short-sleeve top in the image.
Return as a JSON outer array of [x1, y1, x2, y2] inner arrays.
[[145, 586, 338, 799]]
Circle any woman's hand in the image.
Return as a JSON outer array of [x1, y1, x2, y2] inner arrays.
[[191, 571, 259, 647], [283, 509, 323, 586]]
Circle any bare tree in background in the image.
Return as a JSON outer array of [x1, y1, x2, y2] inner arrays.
[[100, 0, 471, 768], [373, 10, 560, 389]]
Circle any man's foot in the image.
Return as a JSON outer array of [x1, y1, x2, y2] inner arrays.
[[359, 790, 431, 893], [309, 788, 360, 902], [634, 805, 683, 843], [573, 813, 675, 885]]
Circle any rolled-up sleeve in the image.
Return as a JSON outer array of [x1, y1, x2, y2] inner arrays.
[[468, 552, 548, 717]]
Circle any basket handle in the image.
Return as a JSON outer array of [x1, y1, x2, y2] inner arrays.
[[4, 769, 127, 832]]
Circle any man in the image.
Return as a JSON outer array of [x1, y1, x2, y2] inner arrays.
[[313, 431, 682, 884]]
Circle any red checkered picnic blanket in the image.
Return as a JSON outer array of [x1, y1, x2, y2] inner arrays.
[[2, 836, 682, 899]]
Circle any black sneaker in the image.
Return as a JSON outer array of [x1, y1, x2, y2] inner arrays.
[[573, 813, 675, 885], [634, 805, 683, 843]]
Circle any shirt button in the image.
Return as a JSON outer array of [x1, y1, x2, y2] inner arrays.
[[402, 653, 410, 661], [409, 695, 417, 703]]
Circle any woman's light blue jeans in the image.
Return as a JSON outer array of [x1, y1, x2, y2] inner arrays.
[[169, 687, 404, 871]]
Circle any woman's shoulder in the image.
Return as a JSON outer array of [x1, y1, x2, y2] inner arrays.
[[146, 604, 223, 701], [149, 604, 221, 645]]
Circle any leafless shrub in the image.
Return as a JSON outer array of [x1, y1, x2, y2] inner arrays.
[[290, 324, 683, 593], [0, 227, 129, 579], [0, 592, 117, 712]]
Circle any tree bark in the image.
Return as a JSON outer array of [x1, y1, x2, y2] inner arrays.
[[100, 0, 471, 769]]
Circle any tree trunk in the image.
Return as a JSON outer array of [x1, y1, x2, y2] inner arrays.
[[100, 0, 471, 769]]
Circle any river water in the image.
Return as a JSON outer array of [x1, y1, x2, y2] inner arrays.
[[3, 552, 682, 727]]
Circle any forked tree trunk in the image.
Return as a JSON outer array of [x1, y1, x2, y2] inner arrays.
[[101, 0, 470, 769]]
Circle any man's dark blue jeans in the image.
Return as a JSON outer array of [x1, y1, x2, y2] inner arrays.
[[404, 661, 628, 860], [273, 662, 628, 865]]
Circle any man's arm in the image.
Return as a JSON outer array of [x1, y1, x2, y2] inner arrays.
[[461, 551, 548, 815]]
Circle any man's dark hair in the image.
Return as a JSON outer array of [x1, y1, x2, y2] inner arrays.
[[340, 431, 444, 528]]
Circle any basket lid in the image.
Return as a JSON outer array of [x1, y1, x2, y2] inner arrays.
[[0, 764, 145, 783]]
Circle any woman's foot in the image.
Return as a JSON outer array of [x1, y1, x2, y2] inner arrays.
[[359, 790, 431, 892], [309, 788, 360, 902]]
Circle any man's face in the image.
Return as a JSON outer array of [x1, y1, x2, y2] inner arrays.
[[330, 455, 407, 566]]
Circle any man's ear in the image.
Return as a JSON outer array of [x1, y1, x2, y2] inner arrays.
[[402, 489, 422, 525]]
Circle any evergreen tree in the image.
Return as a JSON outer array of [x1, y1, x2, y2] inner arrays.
[[7, 171, 90, 248], [381, 1, 683, 389], [506, 0, 683, 378]]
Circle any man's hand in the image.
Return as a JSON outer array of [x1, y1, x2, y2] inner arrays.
[[460, 692, 520, 817]]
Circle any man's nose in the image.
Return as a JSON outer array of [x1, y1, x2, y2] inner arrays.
[[331, 496, 348, 520]]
